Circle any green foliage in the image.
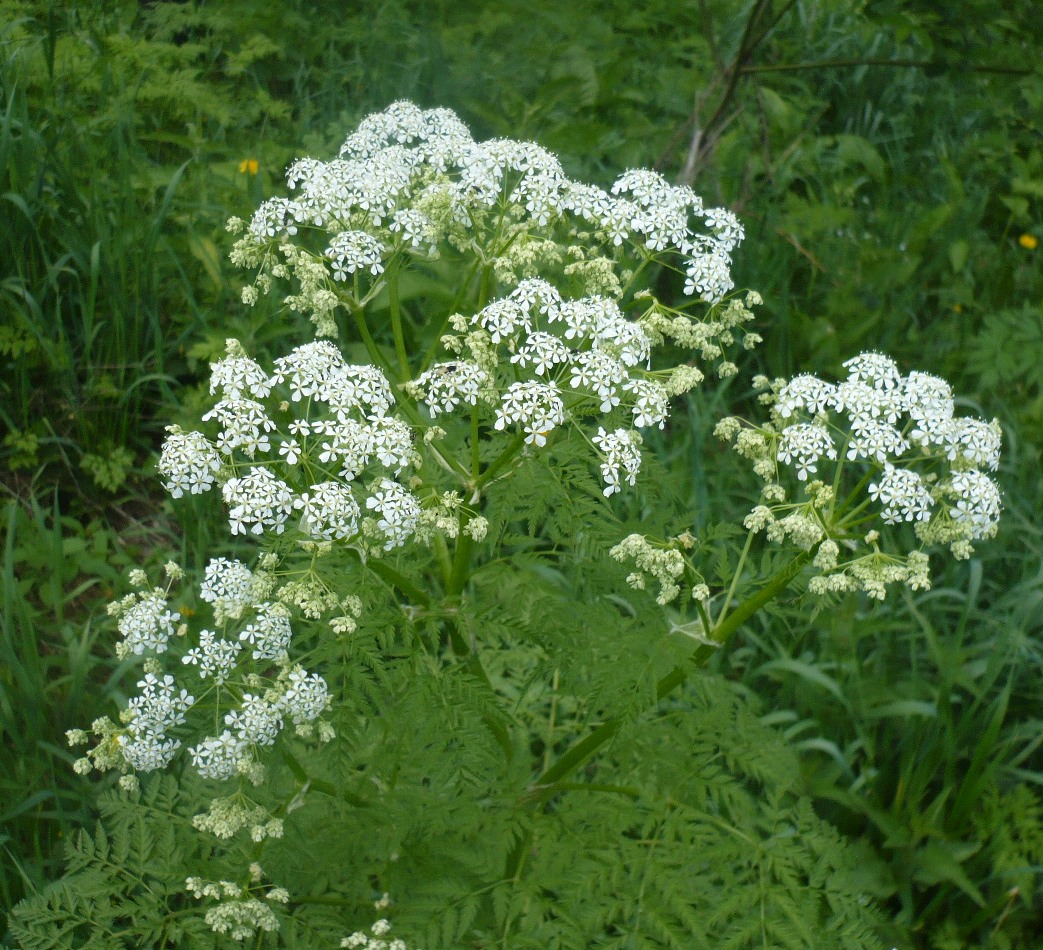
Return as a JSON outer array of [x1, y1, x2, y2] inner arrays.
[[9, 777, 215, 949], [11, 676, 891, 948]]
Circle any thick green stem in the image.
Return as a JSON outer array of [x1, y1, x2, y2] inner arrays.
[[420, 258, 483, 373], [365, 559, 431, 608], [471, 406, 481, 479], [448, 528, 475, 598], [349, 302, 396, 380], [387, 262, 410, 380], [281, 747, 371, 808]]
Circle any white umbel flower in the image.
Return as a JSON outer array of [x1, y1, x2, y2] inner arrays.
[[494, 381, 566, 447], [868, 464, 934, 524], [592, 427, 643, 496], [365, 478, 422, 549], [222, 468, 296, 536], [296, 482, 361, 541], [158, 427, 221, 498], [776, 423, 837, 481]]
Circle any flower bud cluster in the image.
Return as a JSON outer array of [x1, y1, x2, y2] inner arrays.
[[609, 531, 700, 604], [185, 875, 287, 942], [715, 352, 1003, 598]]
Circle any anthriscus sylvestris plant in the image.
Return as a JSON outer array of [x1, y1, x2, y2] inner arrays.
[[25, 103, 1002, 949]]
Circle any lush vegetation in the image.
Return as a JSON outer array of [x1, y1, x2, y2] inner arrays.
[[2, 1, 1041, 947]]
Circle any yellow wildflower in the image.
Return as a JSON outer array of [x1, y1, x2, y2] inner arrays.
[[1018, 233, 1038, 250], [239, 158, 259, 175]]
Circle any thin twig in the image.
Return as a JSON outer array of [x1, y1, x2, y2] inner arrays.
[[738, 57, 1032, 76]]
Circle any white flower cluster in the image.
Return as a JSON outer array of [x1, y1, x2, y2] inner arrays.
[[159, 339, 424, 553], [716, 352, 1003, 597], [185, 877, 287, 942], [111, 588, 181, 655], [773, 353, 1001, 537], [224, 104, 759, 500], [412, 277, 735, 494], [341, 918, 415, 950], [233, 101, 742, 308], [592, 427, 643, 497], [74, 561, 331, 786], [119, 673, 193, 771]]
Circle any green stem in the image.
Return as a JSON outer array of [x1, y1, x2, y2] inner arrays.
[[471, 405, 481, 479], [714, 528, 755, 629], [432, 535, 453, 589], [387, 262, 410, 380], [420, 259, 483, 373], [447, 529, 474, 598], [281, 747, 371, 808], [349, 301, 396, 380], [365, 559, 431, 608], [477, 432, 528, 488], [477, 263, 493, 310]]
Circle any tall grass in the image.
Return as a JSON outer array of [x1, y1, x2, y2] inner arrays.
[[0, 499, 126, 910]]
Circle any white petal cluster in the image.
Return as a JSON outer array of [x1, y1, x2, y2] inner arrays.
[[592, 427, 643, 496], [116, 589, 180, 655], [280, 667, 330, 724], [948, 469, 1003, 539], [224, 693, 282, 747], [341, 918, 415, 950], [720, 351, 1004, 594], [204, 396, 277, 458], [125, 673, 193, 735], [511, 332, 571, 376], [365, 478, 423, 549], [777, 423, 838, 481], [327, 231, 385, 279], [119, 673, 193, 772], [209, 343, 271, 399], [413, 361, 491, 415], [199, 557, 255, 620], [225, 104, 758, 500], [296, 481, 360, 541], [163, 340, 428, 550], [239, 602, 293, 661], [223, 468, 296, 536], [476, 297, 530, 344], [158, 426, 221, 497], [280, 345, 395, 416], [235, 101, 744, 322], [182, 628, 241, 684], [494, 381, 566, 447], [190, 730, 247, 781], [868, 464, 934, 524], [624, 379, 670, 429]]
